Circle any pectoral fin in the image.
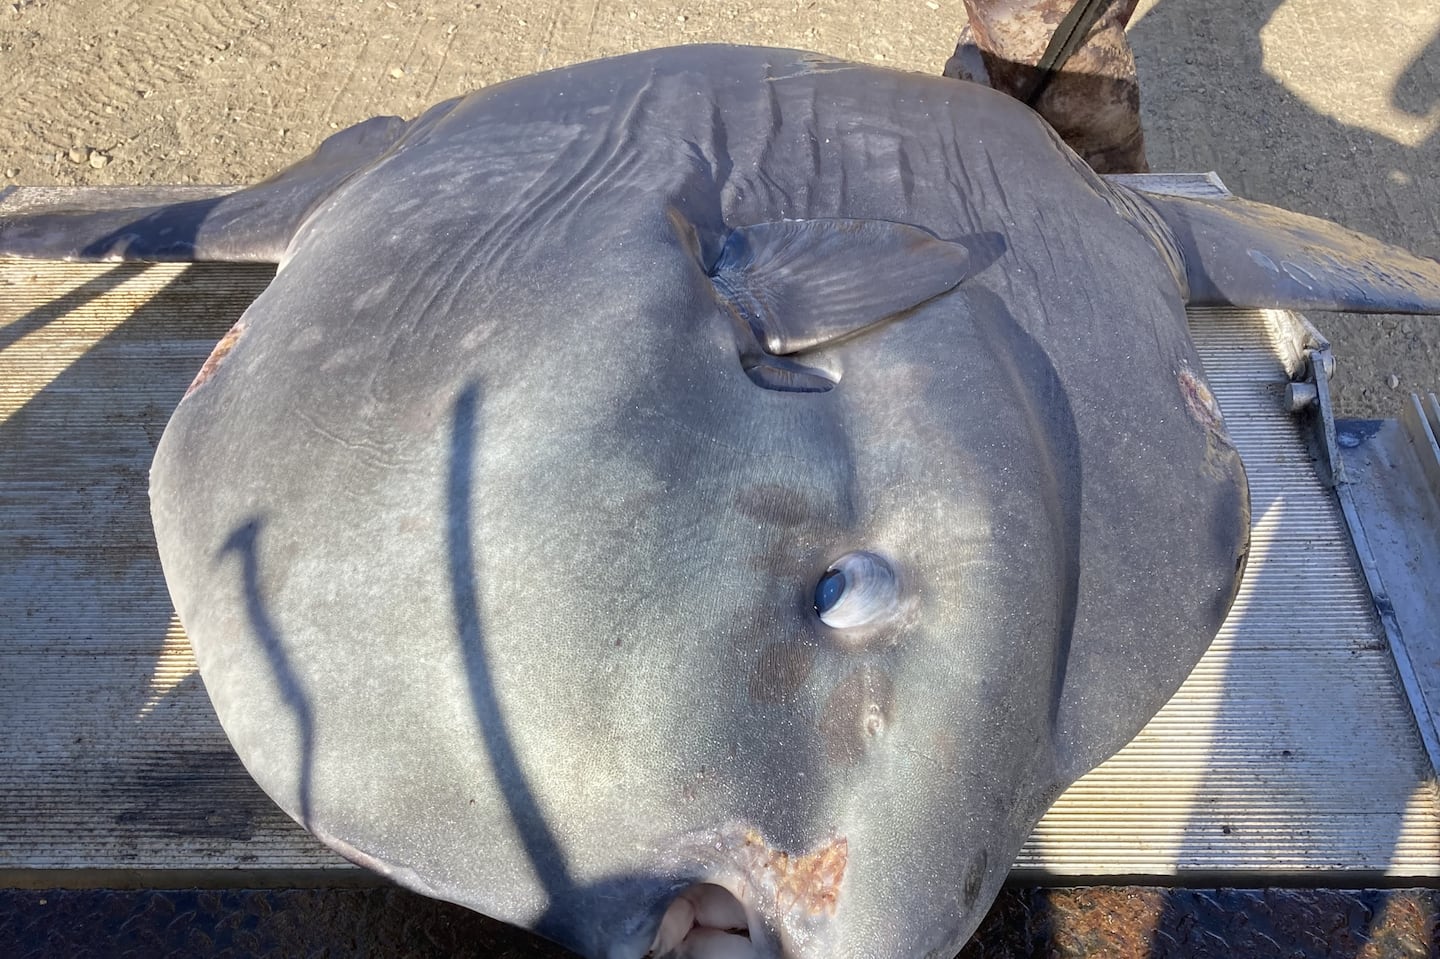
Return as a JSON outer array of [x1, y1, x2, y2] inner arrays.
[[709, 218, 972, 356]]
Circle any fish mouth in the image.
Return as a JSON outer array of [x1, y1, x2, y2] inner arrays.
[[641, 882, 762, 959], [608, 826, 850, 959]]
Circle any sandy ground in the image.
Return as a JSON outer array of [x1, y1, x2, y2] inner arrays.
[[1, 0, 1437, 415]]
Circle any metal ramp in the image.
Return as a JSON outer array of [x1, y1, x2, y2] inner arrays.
[[0, 179, 1436, 886], [1016, 305, 1439, 881]]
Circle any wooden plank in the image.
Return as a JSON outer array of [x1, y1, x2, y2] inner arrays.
[[0, 259, 346, 877], [1, 180, 1436, 884]]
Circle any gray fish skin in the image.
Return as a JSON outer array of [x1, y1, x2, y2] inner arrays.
[[146, 46, 1246, 959], [4, 43, 1438, 959]]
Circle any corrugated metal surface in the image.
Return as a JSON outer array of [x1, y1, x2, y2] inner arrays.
[[1016, 308, 1440, 879], [1, 262, 1437, 881]]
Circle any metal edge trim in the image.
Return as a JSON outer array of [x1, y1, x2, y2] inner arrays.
[[1310, 342, 1347, 487], [1400, 392, 1440, 497], [0, 867, 372, 891], [1333, 476, 1440, 779], [1294, 324, 1439, 779]]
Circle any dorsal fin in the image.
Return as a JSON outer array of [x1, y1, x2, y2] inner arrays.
[[1120, 187, 1440, 313], [709, 219, 972, 355], [0, 115, 413, 263]]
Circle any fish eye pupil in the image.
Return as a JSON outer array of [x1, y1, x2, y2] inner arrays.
[[815, 568, 847, 614], [813, 551, 900, 629]]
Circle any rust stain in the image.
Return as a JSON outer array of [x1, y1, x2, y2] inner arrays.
[[185, 319, 248, 398], [743, 830, 848, 918], [1359, 893, 1436, 959]]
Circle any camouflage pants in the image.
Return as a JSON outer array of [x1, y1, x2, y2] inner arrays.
[[945, 0, 1148, 173]]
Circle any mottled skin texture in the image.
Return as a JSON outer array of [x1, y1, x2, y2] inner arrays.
[[946, 0, 1148, 173]]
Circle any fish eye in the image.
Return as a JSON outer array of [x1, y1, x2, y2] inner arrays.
[[814, 551, 899, 628]]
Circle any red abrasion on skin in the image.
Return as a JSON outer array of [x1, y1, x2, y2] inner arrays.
[[186, 320, 248, 398], [743, 831, 849, 918]]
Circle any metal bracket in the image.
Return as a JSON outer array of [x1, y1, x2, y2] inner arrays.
[[1269, 308, 1331, 381], [1271, 310, 1346, 487]]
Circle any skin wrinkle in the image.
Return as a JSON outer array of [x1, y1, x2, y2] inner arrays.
[[752, 64, 796, 217], [429, 115, 607, 286], [524, 77, 661, 243], [939, 123, 990, 237]]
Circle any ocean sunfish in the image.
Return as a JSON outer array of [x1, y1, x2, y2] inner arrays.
[[4, 45, 1440, 959]]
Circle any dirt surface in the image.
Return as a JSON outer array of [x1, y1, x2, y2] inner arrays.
[[1, 0, 1437, 415]]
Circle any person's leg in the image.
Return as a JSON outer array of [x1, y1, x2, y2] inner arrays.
[[944, 0, 1148, 173]]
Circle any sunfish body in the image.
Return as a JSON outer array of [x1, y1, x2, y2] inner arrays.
[[5, 45, 1440, 959]]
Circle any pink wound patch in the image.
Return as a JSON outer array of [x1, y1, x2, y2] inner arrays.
[[1178, 366, 1224, 432], [185, 320, 248, 398]]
